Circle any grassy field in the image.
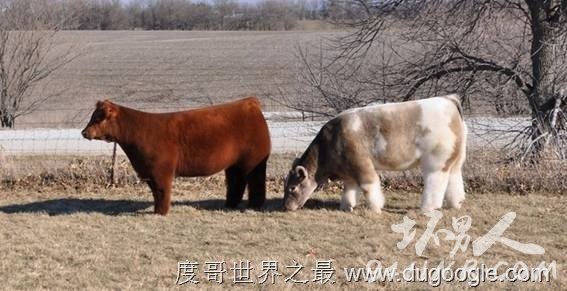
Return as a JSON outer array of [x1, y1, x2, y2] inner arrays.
[[0, 154, 565, 290], [18, 30, 520, 128], [21, 30, 338, 128], [1, 30, 565, 289]]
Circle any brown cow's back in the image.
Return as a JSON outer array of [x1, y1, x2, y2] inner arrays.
[[172, 97, 270, 177]]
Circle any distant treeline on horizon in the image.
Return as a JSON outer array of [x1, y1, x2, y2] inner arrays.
[[7, 0, 360, 31]]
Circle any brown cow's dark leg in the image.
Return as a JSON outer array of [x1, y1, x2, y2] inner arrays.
[[246, 157, 268, 209], [147, 175, 173, 215], [147, 180, 161, 210], [225, 167, 247, 209]]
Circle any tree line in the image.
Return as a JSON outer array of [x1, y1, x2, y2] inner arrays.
[[33, 0, 348, 31]]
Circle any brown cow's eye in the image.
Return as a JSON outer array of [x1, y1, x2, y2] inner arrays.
[[93, 110, 106, 122]]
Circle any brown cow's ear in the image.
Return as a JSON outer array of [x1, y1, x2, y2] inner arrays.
[[102, 102, 118, 118], [295, 165, 308, 182], [97, 99, 112, 107]]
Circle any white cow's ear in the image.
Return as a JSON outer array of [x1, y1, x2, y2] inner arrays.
[[292, 158, 300, 167], [295, 165, 308, 182]]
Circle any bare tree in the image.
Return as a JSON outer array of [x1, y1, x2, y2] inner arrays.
[[291, 0, 567, 159], [273, 42, 378, 118], [213, 0, 238, 30], [0, 0, 79, 128]]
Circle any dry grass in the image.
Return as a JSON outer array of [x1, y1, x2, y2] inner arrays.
[[381, 149, 567, 195], [2, 29, 563, 289], [0, 154, 565, 289], [3, 150, 566, 195], [20, 30, 340, 128]]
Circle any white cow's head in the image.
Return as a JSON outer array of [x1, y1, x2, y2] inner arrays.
[[283, 164, 318, 211]]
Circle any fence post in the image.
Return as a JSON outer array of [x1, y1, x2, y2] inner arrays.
[[109, 142, 117, 187]]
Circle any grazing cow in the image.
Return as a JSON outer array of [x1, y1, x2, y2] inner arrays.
[[283, 94, 466, 213], [82, 97, 271, 215]]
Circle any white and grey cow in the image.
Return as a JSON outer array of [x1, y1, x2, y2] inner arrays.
[[283, 94, 467, 213]]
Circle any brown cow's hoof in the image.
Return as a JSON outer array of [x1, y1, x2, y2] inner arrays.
[[154, 207, 169, 215], [248, 198, 265, 210], [249, 204, 264, 211]]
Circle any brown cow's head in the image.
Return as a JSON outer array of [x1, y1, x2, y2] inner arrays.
[[82, 100, 120, 142], [283, 164, 318, 211]]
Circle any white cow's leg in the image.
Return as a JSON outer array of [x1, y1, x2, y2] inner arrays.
[[421, 170, 450, 212], [340, 181, 358, 212], [360, 180, 384, 213], [445, 168, 465, 209], [445, 144, 466, 209]]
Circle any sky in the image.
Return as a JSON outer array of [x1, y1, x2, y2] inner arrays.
[[119, 0, 266, 3], [118, 0, 326, 5]]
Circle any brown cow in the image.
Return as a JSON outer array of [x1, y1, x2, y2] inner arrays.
[[82, 97, 271, 215]]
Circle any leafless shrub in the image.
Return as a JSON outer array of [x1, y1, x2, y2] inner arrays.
[[0, 147, 12, 178], [3, 152, 565, 195], [0, 155, 139, 191], [0, 0, 80, 128], [506, 93, 567, 161], [380, 149, 567, 195]]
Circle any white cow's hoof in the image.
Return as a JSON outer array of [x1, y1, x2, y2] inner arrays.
[[447, 198, 464, 209], [340, 204, 354, 212], [452, 201, 464, 209], [368, 205, 382, 214], [420, 206, 436, 213]]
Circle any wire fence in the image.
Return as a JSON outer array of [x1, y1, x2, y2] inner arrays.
[[0, 104, 534, 156], [2, 105, 564, 187], [0, 121, 325, 155], [0, 100, 309, 151], [0, 102, 326, 155]]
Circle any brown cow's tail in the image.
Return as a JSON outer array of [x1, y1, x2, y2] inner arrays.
[[243, 96, 262, 108]]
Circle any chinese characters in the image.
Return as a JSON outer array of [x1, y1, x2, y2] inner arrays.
[[175, 260, 336, 285], [391, 211, 545, 258]]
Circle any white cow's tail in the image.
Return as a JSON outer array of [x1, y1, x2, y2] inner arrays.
[[443, 94, 463, 118], [444, 93, 467, 154]]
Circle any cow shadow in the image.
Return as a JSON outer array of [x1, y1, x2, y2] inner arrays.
[[0, 198, 152, 216], [0, 197, 354, 216], [175, 198, 340, 212], [382, 204, 420, 215]]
